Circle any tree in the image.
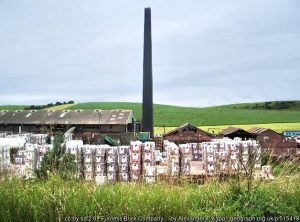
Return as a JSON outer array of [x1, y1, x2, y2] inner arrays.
[[37, 134, 76, 180], [227, 143, 263, 196], [264, 102, 272, 109]]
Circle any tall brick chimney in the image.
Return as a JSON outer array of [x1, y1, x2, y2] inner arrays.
[[142, 8, 154, 137]]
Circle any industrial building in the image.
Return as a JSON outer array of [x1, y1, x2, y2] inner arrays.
[[248, 127, 283, 142], [0, 109, 136, 145], [248, 127, 298, 156], [220, 127, 255, 140], [162, 123, 213, 144]]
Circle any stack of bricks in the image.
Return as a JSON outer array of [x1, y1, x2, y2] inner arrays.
[[129, 141, 142, 182], [191, 143, 201, 161], [203, 143, 216, 175], [145, 166, 156, 183], [156, 149, 168, 177], [95, 145, 107, 183], [23, 144, 37, 179], [253, 140, 261, 169], [179, 143, 193, 175], [118, 146, 130, 182], [186, 143, 206, 176], [167, 141, 180, 177], [14, 149, 25, 178], [142, 141, 156, 183], [106, 147, 118, 183], [216, 142, 229, 173], [36, 144, 52, 170], [228, 142, 239, 172], [83, 145, 93, 180], [240, 140, 261, 171], [1, 135, 264, 182]]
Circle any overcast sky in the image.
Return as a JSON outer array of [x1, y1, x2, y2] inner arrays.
[[0, 0, 299, 107]]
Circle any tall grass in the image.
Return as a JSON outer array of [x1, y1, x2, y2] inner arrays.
[[0, 171, 299, 221]]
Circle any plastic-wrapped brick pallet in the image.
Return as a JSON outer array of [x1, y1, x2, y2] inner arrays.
[[118, 146, 130, 182], [183, 143, 206, 176], [94, 145, 108, 184], [165, 141, 180, 177], [190, 143, 201, 161], [95, 175, 108, 185], [145, 166, 156, 183], [142, 142, 156, 183], [142, 142, 155, 172], [83, 146, 92, 180], [130, 141, 142, 182], [82, 145, 94, 180], [106, 147, 118, 183], [156, 149, 168, 176], [189, 161, 206, 175], [179, 143, 193, 175], [202, 143, 216, 175], [66, 140, 83, 155]]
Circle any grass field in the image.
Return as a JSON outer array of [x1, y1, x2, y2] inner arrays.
[[69, 102, 300, 126], [1, 101, 300, 128], [0, 167, 299, 220], [214, 100, 300, 111], [43, 103, 76, 110], [154, 123, 300, 134], [0, 105, 27, 110]]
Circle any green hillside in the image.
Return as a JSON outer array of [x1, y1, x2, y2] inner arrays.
[[0, 105, 27, 110], [214, 100, 300, 111], [69, 102, 300, 126], [1, 101, 300, 127]]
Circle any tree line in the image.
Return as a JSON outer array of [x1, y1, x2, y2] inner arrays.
[[24, 101, 75, 110]]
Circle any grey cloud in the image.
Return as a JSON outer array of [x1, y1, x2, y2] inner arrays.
[[0, 0, 299, 106]]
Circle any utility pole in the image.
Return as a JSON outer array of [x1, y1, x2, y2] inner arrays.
[[97, 112, 101, 145]]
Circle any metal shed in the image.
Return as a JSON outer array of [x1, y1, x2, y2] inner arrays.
[[162, 123, 212, 144], [248, 127, 297, 156], [219, 127, 254, 140], [0, 109, 136, 145]]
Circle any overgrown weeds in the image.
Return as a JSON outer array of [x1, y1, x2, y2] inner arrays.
[[0, 171, 299, 221]]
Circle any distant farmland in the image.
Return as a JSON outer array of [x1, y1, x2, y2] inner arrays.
[[69, 102, 300, 127], [154, 123, 300, 135], [0, 105, 27, 110], [1, 101, 300, 128]]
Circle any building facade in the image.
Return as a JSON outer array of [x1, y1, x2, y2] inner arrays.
[[0, 109, 136, 145]]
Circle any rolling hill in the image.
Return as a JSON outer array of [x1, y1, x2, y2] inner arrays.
[[213, 100, 300, 111], [68, 102, 300, 126], [1, 101, 300, 127], [0, 105, 27, 110]]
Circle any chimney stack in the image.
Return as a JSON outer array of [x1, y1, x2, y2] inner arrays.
[[142, 8, 154, 137]]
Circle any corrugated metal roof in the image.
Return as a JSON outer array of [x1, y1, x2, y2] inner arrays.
[[220, 127, 245, 135], [0, 110, 133, 125], [248, 127, 276, 135], [163, 123, 212, 137], [248, 127, 268, 135]]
